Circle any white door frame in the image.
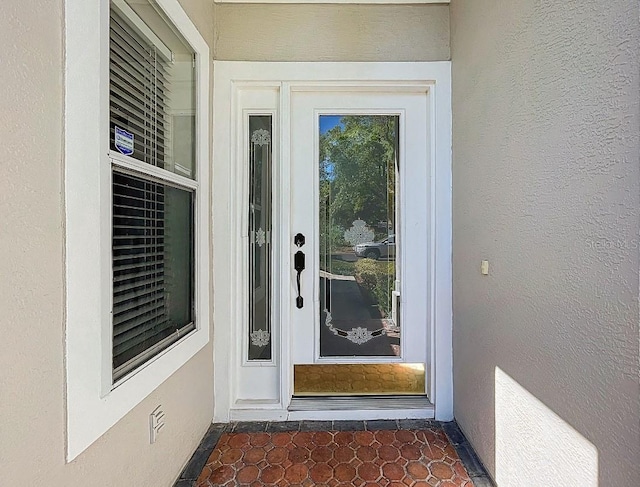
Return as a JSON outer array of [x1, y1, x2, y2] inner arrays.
[[212, 62, 452, 422]]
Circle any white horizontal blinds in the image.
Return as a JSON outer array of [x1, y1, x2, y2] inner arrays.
[[113, 173, 167, 371], [110, 10, 168, 168], [112, 172, 195, 379], [110, 5, 195, 381]]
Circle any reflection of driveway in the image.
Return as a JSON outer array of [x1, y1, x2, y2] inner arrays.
[[330, 279, 371, 321], [319, 276, 395, 357]]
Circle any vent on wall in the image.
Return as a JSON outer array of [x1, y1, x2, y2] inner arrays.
[[149, 405, 165, 444]]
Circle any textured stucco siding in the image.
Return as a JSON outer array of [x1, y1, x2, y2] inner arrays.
[[0, 1, 215, 485], [450, 1, 640, 486], [214, 3, 450, 61]]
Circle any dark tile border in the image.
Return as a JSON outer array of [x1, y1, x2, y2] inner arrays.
[[266, 420, 302, 432], [442, 421, 496, 486], [397, 418, 440, 430], [230, 421, 268, 433], [174, 423, 229, 485], [174, 420, 495, 487], [299, 420, 333, 431], [364, 419, 399, 431]]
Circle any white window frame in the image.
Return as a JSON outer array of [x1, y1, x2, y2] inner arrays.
[[65, 0, 210, 461]]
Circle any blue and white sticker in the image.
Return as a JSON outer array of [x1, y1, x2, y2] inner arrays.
[[114, 126, 134, 156]]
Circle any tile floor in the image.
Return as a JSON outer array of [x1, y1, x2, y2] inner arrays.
[[187, 421, 490, 487]]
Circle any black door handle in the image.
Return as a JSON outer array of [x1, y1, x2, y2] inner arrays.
[[294, 250, 305, 308]]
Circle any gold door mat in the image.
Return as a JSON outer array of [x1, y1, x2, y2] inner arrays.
[[294, 363, 425, 396]]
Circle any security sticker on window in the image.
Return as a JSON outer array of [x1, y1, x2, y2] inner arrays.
[[114, 127, 134, 156]]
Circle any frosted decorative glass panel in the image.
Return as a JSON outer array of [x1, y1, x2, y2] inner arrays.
[[248, 116, 272, 360], [318, 115, 400, 357]]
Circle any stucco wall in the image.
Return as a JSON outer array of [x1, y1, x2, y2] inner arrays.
[[450, 1, 640, 486], [0, 0, 215, 485], [214, 3, 450, 61]]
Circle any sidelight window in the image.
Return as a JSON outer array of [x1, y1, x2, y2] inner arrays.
[[248, 115, 273, 361]]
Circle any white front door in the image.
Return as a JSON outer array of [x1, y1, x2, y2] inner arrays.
[[212, 62, 452, 422], [290, 90, 430, 389]]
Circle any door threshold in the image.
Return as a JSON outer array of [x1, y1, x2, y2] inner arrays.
[[289, 395, 434, 412], [287, 395, 434, 421]]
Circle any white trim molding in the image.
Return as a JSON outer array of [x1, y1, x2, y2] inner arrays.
[[213, 61, 452, 423], [64, 0, 210, 460]]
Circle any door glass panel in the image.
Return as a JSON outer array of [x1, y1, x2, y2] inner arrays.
[[319, 115, 399, 357], [248, 115, 272, 360]]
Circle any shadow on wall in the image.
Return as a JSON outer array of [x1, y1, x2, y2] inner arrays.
[[494, 367, 598, 486]]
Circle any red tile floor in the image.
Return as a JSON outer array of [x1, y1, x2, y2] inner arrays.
[[195, 426, 474, 486]]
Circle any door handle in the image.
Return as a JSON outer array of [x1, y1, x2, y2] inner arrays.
[[294, 250, 305, 308]]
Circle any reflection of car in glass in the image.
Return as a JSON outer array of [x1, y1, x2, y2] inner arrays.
[[354, 235, 396, 260]]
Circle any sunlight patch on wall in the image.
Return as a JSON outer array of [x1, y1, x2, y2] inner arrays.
[[495, 367, 598, 487]]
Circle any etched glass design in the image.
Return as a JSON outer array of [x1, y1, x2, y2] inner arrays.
[[248, 116, 272, 360], [319, 115, 400, 357]]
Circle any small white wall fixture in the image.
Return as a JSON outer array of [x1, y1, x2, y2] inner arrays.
[[212, 62, 452, 422]]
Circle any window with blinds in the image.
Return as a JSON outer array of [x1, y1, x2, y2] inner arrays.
[[109, 0, 197, 381], [110, 10, 168, 169]]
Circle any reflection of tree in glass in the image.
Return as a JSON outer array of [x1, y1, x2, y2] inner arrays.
[[319, 116, 396, 257]]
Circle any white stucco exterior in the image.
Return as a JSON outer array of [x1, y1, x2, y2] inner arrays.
[[451, 1, 640, 485]]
